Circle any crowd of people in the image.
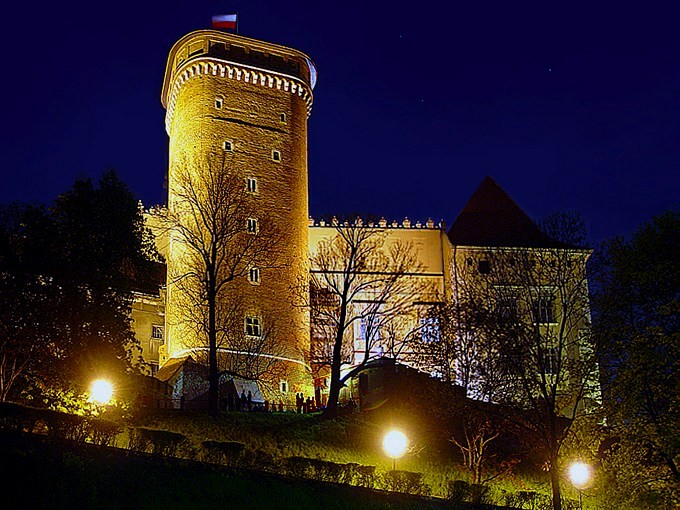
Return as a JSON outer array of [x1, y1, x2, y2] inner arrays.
[[221, 390, 321, 414], [295, 392, 318, 413], [224, 390, 256, 412]]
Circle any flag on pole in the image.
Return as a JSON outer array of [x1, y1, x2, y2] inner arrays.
[[212, 14, 238, 30]]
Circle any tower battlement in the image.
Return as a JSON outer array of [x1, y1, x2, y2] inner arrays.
[[162, 31, 316, 133], [308, 216, 445, 230]]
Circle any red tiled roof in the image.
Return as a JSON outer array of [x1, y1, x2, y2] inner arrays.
[[448, 177, 564, 248]]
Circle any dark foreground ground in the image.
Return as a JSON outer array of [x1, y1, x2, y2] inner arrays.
[[0, 431, 512, 510]]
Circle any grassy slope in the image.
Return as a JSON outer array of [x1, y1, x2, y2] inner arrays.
[[130, 411, 467, 494], [127, 410, 546, 502], [0, 430, 503, 510]]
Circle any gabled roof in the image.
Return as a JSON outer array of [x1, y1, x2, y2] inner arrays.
[[155, 355, 193, 382], [448, 176, 564, 248]]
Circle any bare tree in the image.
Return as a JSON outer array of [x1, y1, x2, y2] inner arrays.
[[449, 407, 501, 485], [415, 282, 511, 401], [307, 220, 433, 415], [174, 275, 287, 393], [411, 268, 513, 485], [472, 223, 599, 510], [416, 212, 598, 508], [158, 153, 284, 415]]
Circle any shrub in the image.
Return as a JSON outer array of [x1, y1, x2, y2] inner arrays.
[[469, 483, 492, 505], [0, 402, 39, 432], [284, 456, 313, 478], [0, 404, 122, 446], [128, 427, 187, 457], [353, 464, 376, 488], [86, 418, 122, 446], [341, 463, 377, 487], [446, 480, 493, 505], [503, 490, 551, 509], [201, 440, 245, 466], [447, 480, 471, 502], [42, 410, 90, 442], [382, 470, 429, 496], [127, 426, 150, 453], [240, 448, 276, 472], [303, 458, 346, 483], [282, 457, 378, 486]]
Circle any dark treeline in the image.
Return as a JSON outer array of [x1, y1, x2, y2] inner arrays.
[[0, 169, 159, 407]]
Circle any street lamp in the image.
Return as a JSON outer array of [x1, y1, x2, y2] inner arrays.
[[383, 429, 408, 470], [568, 461, 591, 509], [90, 379, 114, 405]]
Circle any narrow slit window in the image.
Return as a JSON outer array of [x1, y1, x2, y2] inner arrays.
[[215, 97, 223, 109], [280, 113, 286, 122], [249, 267, 261, 284], [246, 177, 258, 193], [247, 217, 259, 234], [151, 325, 164, 339], [272, 150, 281, 162]]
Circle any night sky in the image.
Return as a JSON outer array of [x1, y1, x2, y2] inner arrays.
[[1, 2, 678, 242]]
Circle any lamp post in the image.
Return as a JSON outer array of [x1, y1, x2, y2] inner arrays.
[[90, 379, 114, 405], [568, 461, 591, 510], [383, 430, 408, 471]]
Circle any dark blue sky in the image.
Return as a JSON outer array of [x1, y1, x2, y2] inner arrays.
[[1, 2, 678, 242]]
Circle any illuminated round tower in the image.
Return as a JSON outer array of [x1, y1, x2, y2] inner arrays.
[[160, 30, 316, 400]]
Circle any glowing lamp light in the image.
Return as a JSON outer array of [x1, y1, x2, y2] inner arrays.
[[568, 461, 591, 487], [90, 379, 113, 405], [383, 430, 408, 460]]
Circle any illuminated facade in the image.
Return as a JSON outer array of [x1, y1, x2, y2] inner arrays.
[[156, 30, 315, 400], [133, 30, 598, 409]]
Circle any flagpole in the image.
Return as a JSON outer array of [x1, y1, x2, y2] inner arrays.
[[236, 11, 239, 35]]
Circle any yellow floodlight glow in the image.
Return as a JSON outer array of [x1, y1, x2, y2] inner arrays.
[[568, 461, 591, 487], [383, 430, 408, 459], [90, 379, 113, 405]]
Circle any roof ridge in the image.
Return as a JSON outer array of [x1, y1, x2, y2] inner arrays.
[[448, 177, 564, 248]]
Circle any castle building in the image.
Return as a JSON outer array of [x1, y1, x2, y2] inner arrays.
[[133, 29, 598, 410], [158, 30, 316, 398]]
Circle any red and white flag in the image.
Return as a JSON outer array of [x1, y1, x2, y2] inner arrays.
[[212, 14, 237, 30]]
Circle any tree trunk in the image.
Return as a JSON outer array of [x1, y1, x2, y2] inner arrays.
[[550, 453, 562, 510], [326, 358, 342, 416], [325, 280, 351, 417], [325, 324, 346, 416], [208, 281, 219, 416]]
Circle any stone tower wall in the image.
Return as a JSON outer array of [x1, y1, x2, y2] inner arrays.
[[161, 31, 315, 399]]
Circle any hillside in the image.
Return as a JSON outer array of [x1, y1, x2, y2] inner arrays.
[[0, 430, 507, 510]]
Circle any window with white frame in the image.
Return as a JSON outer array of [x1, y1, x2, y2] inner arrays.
[[151, 324, 164, 339], [245, 316, 261, 337], [358, 316, 381, 343], [354, 315, 382, 363], [543, 346, 559, 375], [419, 317, 439, 343], [223, 140, 233, 151], [246, 177, 258, 193], [247, 218, 259, 234], [272, 150, 281, 162], [248, 267, 260, 284], [215, 97, 223, 109], [533, 295, 555, 323], [495, 289, 518, 322]]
